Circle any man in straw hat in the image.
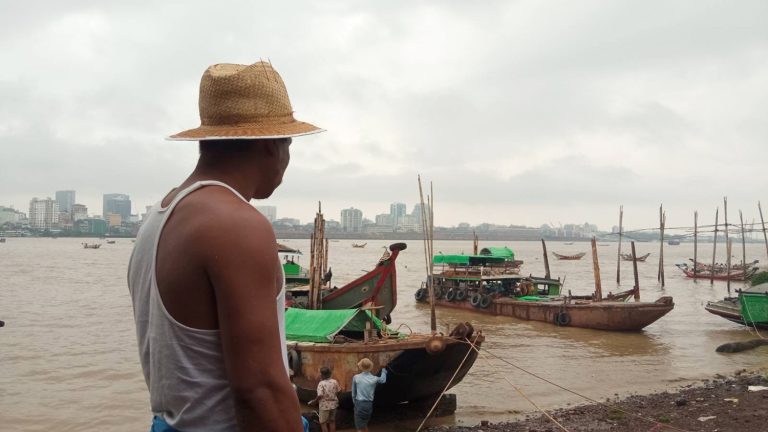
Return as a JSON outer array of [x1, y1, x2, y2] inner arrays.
[[128, 61, 323, 432], [351, 358, 388, 432]]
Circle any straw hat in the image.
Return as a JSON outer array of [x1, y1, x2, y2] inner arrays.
[[169, 61, 323, 141]]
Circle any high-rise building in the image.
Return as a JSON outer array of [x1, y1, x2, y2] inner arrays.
[[55, 190, 76, 214], [29, 197, 59, 230], [390, 202, 406, 229], [340, 207, 363, 233], [375, 213, 393, 227], [71, 204, 88, 221], [255, 205, 277, 222], [103, 193, 131, 220]]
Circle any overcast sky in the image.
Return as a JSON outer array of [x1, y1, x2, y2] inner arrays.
[[1, 1, 766, 230]]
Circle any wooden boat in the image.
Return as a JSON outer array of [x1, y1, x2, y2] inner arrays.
[[621, 252, 651, 262], [278, 243, 310, 287], [287, 243, 405, 323], [106, 240, 116, 244], [705, 283, 768, 329], [352, 242, 367, 248], [675, 263, 758, 281], [416, 254, 674, 331], [552, 251, 586, 260], [667, 239, 681, 246], [688, 259, 759, 273], [82, 243, 101, 249], [287, 308, 482, 408], [0, 238, 6, 243]]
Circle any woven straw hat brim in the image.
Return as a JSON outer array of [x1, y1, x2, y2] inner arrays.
[[168, 120, 324, 141]]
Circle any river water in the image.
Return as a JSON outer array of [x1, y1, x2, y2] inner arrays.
[[2, 237, 767, 431]]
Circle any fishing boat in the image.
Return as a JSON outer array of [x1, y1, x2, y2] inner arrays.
[[621, 252, 651, 262], [352, 242, 367, 248], [82, 243, 101, 249], [416, 253, 674, 331], [675, 263, 758, 281], [667, 239, 681, 246], [106, 240, 116, 244], [688, 259, 759, 273], [286, 243, 403, 323], [0, 238, 6, 243], [286, 307, 482, 408], [278, 243, 310, 287], [552, 251, 586, 260], [705, 283, 768, 329]]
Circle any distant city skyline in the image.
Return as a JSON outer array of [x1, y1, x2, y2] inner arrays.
[[4, 188, 768, 234]]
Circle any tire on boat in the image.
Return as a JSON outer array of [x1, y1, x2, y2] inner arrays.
[[455, 288, 468, 301], [469, 293, 482, 307], [479, 294, 492, 308], [415, 288, 427, 302], [554, 311, 571, 326], [383, 314, 392, 324], [445, 288, 457, 301], [287, 348, 301, 374]]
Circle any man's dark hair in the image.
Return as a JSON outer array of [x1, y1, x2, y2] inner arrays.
[[320, 366, 332, 379]]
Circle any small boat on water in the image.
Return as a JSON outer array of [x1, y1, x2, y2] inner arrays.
[[106, 240, 116, 244], [552, 251, 586, 260], [675, 263, 758, 281], [351, 242, 367, 248], [667, 239, 681, 246], [278, 243, 310, 287], [0, 238, 6, 243], [688, 258, 759, 273], [621, 252, 651, 262], [417, 252, 674, 331], [82, 243, 101, 249], [705, 283, 768, 329]]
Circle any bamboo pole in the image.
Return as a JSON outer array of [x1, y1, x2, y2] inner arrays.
[[591, 237, 602, 301], [472, 231, 478, 255], [541, 239, 551, 279], [657, 206, 665, 287], [616, 205, 623, 284], [760, 201, 768, 262], [323, 237, 329, 286], [693, 211, 698, 279], [417, 175, 436, 334], [429, 183, 436, 333], [631, 241, 640, 301], [724, 197, 729, 270], [740, 210, 746, 282], [726, 239, 733, 296], [711, 208, 719, 285]]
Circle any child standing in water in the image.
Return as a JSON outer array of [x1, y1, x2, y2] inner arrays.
[[309, 366, 340, 432]]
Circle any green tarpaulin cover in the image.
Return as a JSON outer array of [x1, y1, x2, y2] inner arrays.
[[285, 308, 386, 343], [479, 246, 515, 260], [740, 292, 768, 324]]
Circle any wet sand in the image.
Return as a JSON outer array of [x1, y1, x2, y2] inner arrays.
[[425, 369, 768, 432]]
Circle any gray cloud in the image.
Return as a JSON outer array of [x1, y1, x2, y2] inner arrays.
[[1, 1, 767, 229]]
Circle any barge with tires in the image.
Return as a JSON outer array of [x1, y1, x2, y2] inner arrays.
[[415, 253, 674, 331]]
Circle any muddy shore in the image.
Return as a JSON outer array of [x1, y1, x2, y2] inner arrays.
[[426, 370, 768, 432]]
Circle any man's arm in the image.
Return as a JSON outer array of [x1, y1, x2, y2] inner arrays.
[[377, 368, 388, 384], [204, 207, 301, 432]]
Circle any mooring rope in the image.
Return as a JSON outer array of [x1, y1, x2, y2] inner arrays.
[[415, 333, 482, 432], [462, 340, 692, 432]]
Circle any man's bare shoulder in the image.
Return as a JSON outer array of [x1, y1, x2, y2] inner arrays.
[[171, 186, 275, 254]]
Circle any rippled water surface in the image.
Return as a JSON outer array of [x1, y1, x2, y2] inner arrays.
[[2, 238, 767, 431]]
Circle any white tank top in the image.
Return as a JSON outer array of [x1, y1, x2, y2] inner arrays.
[[127, 180, 289, 431]]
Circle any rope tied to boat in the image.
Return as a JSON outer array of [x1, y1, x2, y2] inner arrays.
[[459, 339, 693, 432], [414, 333, 483, 432]]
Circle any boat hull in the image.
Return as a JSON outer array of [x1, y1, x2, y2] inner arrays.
[[430, 297, 674, 331], [705, 298, 768, 330], [289, 334, 482, 408]]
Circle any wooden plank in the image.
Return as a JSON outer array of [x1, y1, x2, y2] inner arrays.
[[631, 241, 640, 301], [591, 237, 602, 301]]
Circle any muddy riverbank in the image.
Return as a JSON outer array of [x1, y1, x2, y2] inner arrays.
[[426, 369, 768, 432]]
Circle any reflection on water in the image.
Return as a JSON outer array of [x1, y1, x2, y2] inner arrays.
[[2, 238, 768, 431]]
